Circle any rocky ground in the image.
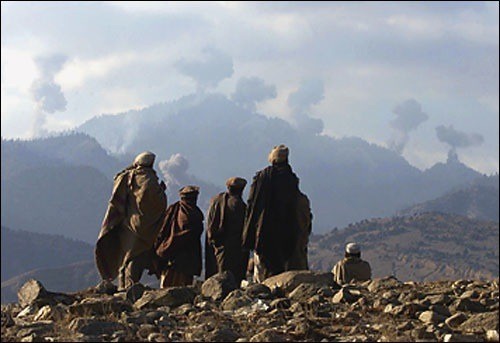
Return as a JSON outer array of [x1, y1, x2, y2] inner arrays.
[[1, 271, 498, 342]]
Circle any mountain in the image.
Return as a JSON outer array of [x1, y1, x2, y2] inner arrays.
[[78, 92, 484, 233], [397, 174, 499, 222], [1, 227, 94, 282], [308, 212, 499, 281], [1, 163, 111, 243]]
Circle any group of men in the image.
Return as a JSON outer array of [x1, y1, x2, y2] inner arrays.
[[95, 145, 371, 291]]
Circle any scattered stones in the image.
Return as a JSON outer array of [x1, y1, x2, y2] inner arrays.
[[262, 270, 335, 295], [2, 276, 498, 342]]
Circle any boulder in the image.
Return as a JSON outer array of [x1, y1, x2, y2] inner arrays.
[[418, 310, 447, 324], [68, 296, 132, 315], [331, 288, 360, 304], [134, 287, 196, 310], [443, 333, 483, 342], [288, 283, 321, 302], [201, 271, 238, 301], [486, 330, 499, 342], [367, 276, 402, 292], [460, 312, 499, 333], [69, 318, 127, 335], [250, 328, 287, 342], [126, 283, 145, 303], [17, 280, 49, 308], [221, 290, 253, 311], [244, 283, 272, 299], [262, 271, 335, 295], [445, 312, 468, 328]]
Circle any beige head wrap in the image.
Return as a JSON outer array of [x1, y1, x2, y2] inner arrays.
[[133, 151, 156, 167], [225, 177, 247, 189], [179, 185, 200, 197], [268, 144, 289, 164]]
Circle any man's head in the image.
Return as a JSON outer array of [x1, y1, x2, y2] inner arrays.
[[226, 177, 247, 195], [268, 144, 289, 165], [133, 151, 156, 168], [179, 185, 200, 203], [345, 242, 361, 258]]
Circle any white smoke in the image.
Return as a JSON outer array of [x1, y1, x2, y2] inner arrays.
[[287, 79, 325, 134], [30, 54, 68, 137], [388, 99, 428, 154], [175, 47, 234, 92], [158, 153, 190, 191], [231, 77, 277, 112]]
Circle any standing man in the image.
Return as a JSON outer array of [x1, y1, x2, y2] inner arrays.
[[287, 190, 312, 271], [332, 242, 372, 285], [154, 186, 204, 287], [95, 151, 167, 290], [242, 144, 300, 282], [206, 177, 248, 285]]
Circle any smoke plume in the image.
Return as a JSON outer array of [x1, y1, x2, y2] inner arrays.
[[158, 153, 221, 210], [388, 99, 428, 154], [231, 77, 277, 112], [175, 47, 234, 92], [30, 54, 68, 137], [436, 125, 484, 161], [287, 79, 325, 134]]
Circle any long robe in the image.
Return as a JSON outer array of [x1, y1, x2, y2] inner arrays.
[[242, 162, 299, 276], [207, 192, 248, 284], [95, 165, 167, 281], [154, 200, 204, 278], [287, 192, 312, 270]]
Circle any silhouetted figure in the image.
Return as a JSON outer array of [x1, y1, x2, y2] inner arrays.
[[207, 177, 248, 285], [154, 186, 204, 287], [243, 144, 300, 282], [95, 151, 167, 290]]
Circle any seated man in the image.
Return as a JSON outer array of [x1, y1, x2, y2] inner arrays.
[[332, 242, 371, 285]]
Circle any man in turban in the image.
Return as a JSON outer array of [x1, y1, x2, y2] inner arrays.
[[154, 186, 204, 287], [332, 242, 372, 285], [243, 144, 300, 282], [206, 177, 248, 285], [95, 151, 167, 290]]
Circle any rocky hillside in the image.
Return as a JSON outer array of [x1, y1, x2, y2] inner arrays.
[[309, 212, 499, 281], [397, 174, 499, 222], [1, 272, 498, 342]]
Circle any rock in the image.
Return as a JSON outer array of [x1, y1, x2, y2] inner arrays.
[[250, 328, 286, 342], [1, 311, 15, 328], [206, 328, 240, 342], [418, 310, 447, 324], [331, 288, 359, 304], [486, 330, 499, 342], [69, 296, 132, 315], [95, 280, 118, 295], [460, 290, 480, 299], [17, 280, 49, 308], [460, 312, 499, 333], [244, 283, 272, 299], [69, 318, 127, 335], [33, 305, 65, 321], [430, 304, 451, 317], [126, 283, 145, 303], [452, 298, 487, 313], [134, 287, 196, 309], [270, 298, 291, 310], [201, 271, 238, 301], [443, 333, 483, 342], [17, 305, 37, 318], [288, 283, 320, 302], [445, 312, 468, 327], [262, 270, 335, 295], [221, 289, 253, 311], [367, 276, 402, 292], [147, 333, 168, 342], [138, 324, 159, 339]]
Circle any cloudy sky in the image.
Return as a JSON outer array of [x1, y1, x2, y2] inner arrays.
[[2, 1, 498, 174]]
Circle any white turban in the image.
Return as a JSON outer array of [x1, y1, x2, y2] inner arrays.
[[133, 151, 156, 167]]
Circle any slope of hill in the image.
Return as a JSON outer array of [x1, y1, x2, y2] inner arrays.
[[78, 92, 483, 233], [397, 175, 499, 222], [1, 227, 94, 282], [1, 164, 111, 243], [309, 212, 499, 281]]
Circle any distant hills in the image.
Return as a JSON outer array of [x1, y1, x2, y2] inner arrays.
[[309, 212, 499, 281], [398, 174, 499, 222], [78, 92, 486, 233]]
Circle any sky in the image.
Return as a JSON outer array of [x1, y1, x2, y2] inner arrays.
[[1, 1, 499, 174]]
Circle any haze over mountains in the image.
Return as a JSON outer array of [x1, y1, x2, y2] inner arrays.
[[77, 91, 486, 233]]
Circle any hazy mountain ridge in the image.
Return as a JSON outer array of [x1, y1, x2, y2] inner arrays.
[[1, 227, 94, 282], [309, 212, 499, 282], [78, 92, 485, 233], [397, 174, 499, 222]]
